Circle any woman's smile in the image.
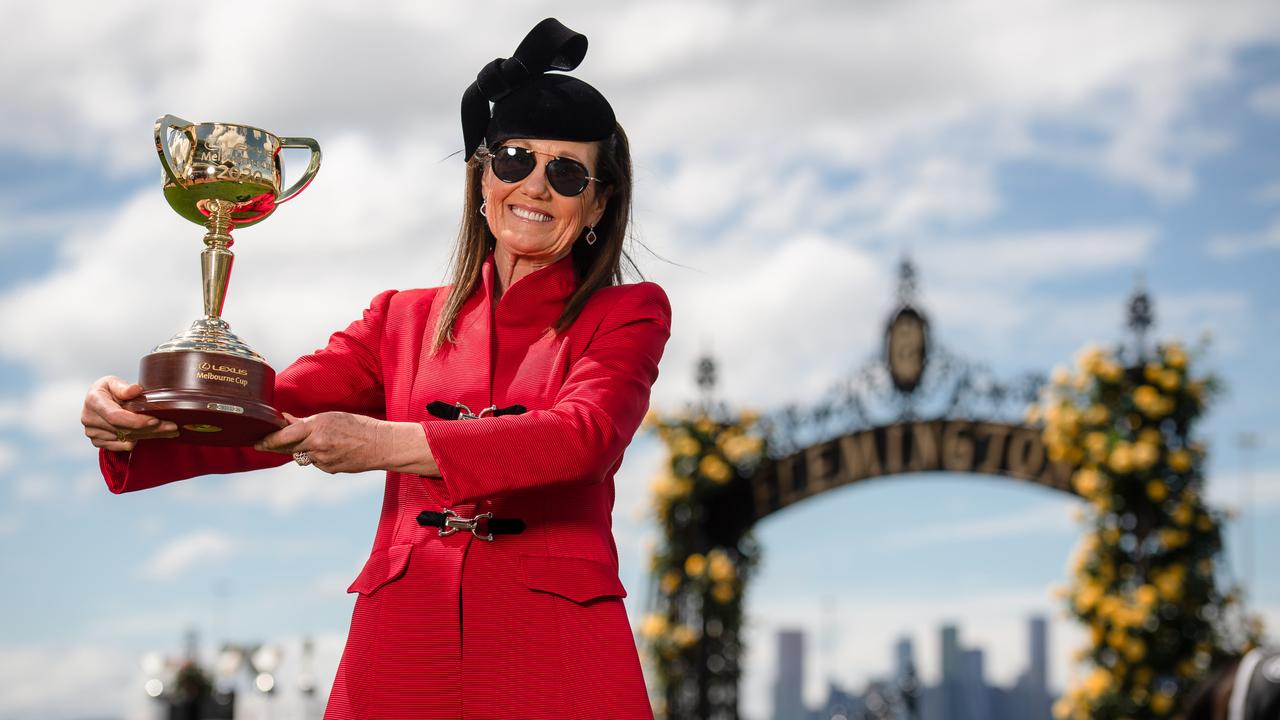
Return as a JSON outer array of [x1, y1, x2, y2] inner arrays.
[[509, 204, 553, 222]]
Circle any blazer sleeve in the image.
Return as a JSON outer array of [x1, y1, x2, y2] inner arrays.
[[100, 289, 398, 494], [421, 282, 672, 505]]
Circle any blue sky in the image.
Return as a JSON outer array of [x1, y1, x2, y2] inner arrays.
[[1, 2, 1278, 718]]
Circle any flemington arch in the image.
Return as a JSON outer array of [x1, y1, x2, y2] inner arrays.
[[646, 259, 1096, 720], [646, 258, 1244, 720]]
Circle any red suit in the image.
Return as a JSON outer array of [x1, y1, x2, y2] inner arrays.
[[100, 252, 670, 719]]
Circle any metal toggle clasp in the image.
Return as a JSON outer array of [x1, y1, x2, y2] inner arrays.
[[438, 508, 495, 541], [453, 402, 497, 420]]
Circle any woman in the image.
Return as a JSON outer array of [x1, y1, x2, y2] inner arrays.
[[81, 19, 666, 720]]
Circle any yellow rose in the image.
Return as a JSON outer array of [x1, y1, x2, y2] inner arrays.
[[673, 433, 700, 457], [1150, 690, 1174, 714], [1073, 468, 1103, 496], [1146, 479, 1168, 502], [1133, 385, 1166, 417], [660, 570, 681, 595], [1108, 443, 1134, 474], [1083, 404, 1109, 426], [672, 625, 699, 648], [1099, 361, 1124, 382], [1154, 564, 1187, 600], [1122, 637, 1145, 663], [684, 553, 707, 577], [1144, 363, 1163, 383], [1168, 449, 1193, 473], [1083, 667, 1111, 698], [1052, 366, 1071, 386], [1158, 369, 1180, 392], [640, 613, 669, 639], [1075, 583, 1103, 613], [1173, 503, 1193, 527], [1135, 584, 1158, 608], [720, 434, 763, 464], [695, 416, 715, 434], [1078, 345, 1106, 374], [707, 549, 736, 583], [1164, 343, 1187, 370], [699, 454, 733, 484], [1160, 528, 1189, 550], [711, 582, 735, 604], [1196, 513, 1214, 531], [1133, 441, 1159, 470], [1085, 432, 1109, 461]]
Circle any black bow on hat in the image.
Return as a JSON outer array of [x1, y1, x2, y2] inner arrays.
[[461, 18, 615, 161]]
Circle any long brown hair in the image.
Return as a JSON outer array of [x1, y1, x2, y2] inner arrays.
[[430, 123, 638, 352]]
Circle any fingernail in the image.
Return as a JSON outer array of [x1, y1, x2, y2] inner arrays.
[[146, 418, 159, 426]]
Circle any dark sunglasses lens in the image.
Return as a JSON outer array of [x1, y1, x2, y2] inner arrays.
[[492, 147, 535, 183], [546, 159, 590, 196]]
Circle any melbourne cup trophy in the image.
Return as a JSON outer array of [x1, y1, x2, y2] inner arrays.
[[123, 114, 322, 445]]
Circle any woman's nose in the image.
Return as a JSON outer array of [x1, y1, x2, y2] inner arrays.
[[520, 158, 552, 198]]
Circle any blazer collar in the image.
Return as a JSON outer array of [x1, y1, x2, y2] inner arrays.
[[480, 251, 580, 328]]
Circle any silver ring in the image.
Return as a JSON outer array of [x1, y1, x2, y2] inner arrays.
[[293, 451, 313, 466]]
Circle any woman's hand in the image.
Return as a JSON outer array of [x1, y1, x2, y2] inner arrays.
[[81, 376, 180, 452], [255, 412, 439, 475]]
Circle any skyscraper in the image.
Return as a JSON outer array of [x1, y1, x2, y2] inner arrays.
[[1029, 616, 1047, 691], [939, 624, 962, 720], [895, 636, 915, 681], [774, 629, 806, 720]]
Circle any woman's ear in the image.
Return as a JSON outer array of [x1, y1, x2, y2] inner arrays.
[[587, 187, 611, 226]]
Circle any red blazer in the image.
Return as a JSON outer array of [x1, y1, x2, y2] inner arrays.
[[101, 252, 671, 719]]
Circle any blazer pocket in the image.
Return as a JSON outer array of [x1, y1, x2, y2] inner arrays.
[[520, 554, 627, 604], [347, 543, 413, 596]]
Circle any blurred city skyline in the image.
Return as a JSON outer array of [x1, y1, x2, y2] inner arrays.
[[1, 2, 1278, 718]]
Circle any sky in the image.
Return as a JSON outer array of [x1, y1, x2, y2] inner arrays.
[[0, 1, 1278, 718]]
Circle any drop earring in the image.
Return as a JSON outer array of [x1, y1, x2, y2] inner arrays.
[[479, 200, 488, 217], [586, 226, 597, 245]]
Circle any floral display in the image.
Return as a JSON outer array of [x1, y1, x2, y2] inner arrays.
[[642, 408, 767, 720], [1040, 342, 1263, 719]]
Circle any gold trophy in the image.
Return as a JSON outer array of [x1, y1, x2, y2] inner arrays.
[[124, 115, 321, 445]]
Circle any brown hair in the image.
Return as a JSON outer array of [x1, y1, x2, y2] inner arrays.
[[431, 123, 639, 352]]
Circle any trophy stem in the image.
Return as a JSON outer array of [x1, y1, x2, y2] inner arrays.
[[201, 199, 236, 319]]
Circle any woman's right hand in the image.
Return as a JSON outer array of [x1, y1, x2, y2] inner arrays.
[[81, 376, 180, 452]]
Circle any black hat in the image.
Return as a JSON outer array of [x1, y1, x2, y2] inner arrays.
[[461, 18, 616, 161]]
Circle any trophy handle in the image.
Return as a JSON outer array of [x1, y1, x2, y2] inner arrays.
[[154, 114, 195, 187], [275, 137, 322, 204]]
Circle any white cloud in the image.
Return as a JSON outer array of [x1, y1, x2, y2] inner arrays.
[[645, 233, 887, 411], [1206, 465, 1280, 512], [0, 644, 149, 720], [1208, 217, 1280, 258], [141, 529, 236, 580], [1249, 83, 1280, 116], [169, 463, 385, 514], [926, 226, 1156, 285]]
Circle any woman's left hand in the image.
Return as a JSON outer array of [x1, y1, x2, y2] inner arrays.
[[256, 411, 391, 474]]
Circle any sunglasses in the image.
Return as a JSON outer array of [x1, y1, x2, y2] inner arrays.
[[487, 145, 601, 197]]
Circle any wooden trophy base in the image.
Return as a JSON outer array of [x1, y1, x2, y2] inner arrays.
[[124, 350, 285, 446]]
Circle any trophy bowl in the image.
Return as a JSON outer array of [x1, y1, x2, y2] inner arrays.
[[123, 115, 321, 446]]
